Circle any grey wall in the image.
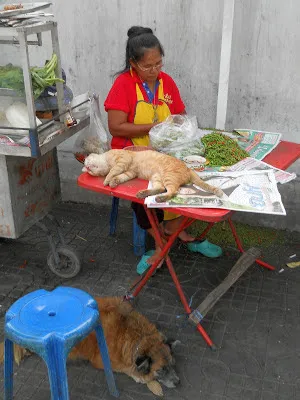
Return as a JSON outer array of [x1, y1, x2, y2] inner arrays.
[[227, 0, 300, 139], [54, 0, 226, 205], [52, 0, 224, 127], [1, 0, 299, 230]]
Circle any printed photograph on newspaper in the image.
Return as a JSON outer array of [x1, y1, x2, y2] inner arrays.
[[226, 157, 296, 184], [145, 170, 286, 215], [205, 157, 296, 184], [232, 129, 282, 160]]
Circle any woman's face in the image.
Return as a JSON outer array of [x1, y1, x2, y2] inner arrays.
[[131, 47, 163, 84]]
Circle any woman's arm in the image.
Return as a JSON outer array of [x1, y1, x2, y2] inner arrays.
[[108, 110, 157, 138]]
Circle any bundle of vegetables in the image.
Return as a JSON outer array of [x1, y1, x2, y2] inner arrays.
[[165, 140, 205, 159], [0, 54, 64, 99], [0, 64, 24, 93], [201, 132, 249, 166], [149, 115, 205, 159]]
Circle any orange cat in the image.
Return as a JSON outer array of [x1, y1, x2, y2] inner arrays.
[[82, 149, 223, 201]]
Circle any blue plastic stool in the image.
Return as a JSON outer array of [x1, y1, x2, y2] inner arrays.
[[110, 197, 146, 256], [3, 287, 119, 399]]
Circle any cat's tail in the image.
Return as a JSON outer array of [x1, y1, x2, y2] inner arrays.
[[189, 170, 224, 198]]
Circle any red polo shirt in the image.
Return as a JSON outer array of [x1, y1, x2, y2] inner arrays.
[[104, 70, 185, 149]]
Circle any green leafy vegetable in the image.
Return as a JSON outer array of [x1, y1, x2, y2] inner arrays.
[[0, 54, 64, 99], [0, 65, 24, 93]]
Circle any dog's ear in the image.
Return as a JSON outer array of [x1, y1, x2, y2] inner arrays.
[[164, 339, 181, 351], [135, 355, 152, 374]]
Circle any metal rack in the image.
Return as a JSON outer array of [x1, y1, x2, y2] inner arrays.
[[0, 20, 88, 278], [0, 20, 90, 157]]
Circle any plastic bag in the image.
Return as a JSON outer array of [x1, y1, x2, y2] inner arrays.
[[149, 114, 205, 159], [74, 94, 110, 163]]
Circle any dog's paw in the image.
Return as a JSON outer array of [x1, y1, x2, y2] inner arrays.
[[147, 381, 163, 397]]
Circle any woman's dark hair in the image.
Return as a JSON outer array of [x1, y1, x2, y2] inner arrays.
[[116, 26, 164, 76]]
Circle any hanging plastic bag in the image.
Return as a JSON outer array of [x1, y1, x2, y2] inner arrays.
[[149, 114, 205, 159], [74, 94, 110, 163]]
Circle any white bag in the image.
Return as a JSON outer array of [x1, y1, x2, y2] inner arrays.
[[149, 114, 205, 159], [74, 95, 110, 158]]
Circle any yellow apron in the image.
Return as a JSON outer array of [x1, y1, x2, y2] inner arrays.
[[132, 80, 177, 221], [131, 79, 170, 146]]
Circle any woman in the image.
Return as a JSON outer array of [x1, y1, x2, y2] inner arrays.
[[104, 26, 222, 271]]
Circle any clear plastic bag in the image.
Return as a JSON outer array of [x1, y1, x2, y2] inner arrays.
[[74, 94, 110, 162], [149, 114, 205, 159]]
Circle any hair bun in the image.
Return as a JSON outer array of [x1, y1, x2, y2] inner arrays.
[[127, 26, 153, 39]]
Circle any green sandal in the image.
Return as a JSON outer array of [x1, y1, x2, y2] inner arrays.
[[186, 239, 222, 258], [136, 250, 164, 275]]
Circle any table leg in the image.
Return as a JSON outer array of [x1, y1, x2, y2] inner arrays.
[[163, 252, 216, 349], [228, 218, 275, 271], [131, 208, 216, 349], [195, 222, 215, 240], [131, 212, 191, 297]]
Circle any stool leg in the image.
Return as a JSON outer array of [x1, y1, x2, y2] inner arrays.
[[110, 197, 119, 235], [44, 340, 69, 400], [95, 323, 119, 397], [4, 339, 14, 400]]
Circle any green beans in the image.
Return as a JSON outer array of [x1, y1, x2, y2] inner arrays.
[[201, 132, 249, 166]]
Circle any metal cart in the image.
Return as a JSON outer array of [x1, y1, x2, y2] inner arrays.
[[0, 20, 89, 278]]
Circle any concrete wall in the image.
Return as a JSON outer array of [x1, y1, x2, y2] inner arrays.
[[54, 0, 226, 205], [227, 0, 300, 140], [1, 0, 299, 230], [226, 0, 300, 231]]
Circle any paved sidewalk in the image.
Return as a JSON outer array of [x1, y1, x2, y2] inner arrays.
[[1, 202, 300, 400]]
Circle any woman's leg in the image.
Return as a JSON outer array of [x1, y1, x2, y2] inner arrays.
[[147, 216, 222, 261], [164, 217, 222, 257], [131, 203, 222, 263], [164, 216, 197, 242], [131, 202, 165, 264]]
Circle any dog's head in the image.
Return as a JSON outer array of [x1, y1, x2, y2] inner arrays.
[[82, 153, 109, 176], [134, 338, 180, 388]]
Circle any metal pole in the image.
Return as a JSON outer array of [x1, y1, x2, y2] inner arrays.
[[51, 22, 65, 122], [216, 0, 235, 130], [18, 30, 40, 157]]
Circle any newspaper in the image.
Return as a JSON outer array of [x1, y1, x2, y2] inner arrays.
[[145, 170, 286, 216], [233, 129, 282, 160], [206, 157, 296, 184], [0, 134, 30, 147]]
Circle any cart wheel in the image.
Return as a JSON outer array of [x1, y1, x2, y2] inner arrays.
[[47, 245, 81, 278]]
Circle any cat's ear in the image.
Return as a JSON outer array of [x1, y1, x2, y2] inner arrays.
[[82, 166, 87, 172]]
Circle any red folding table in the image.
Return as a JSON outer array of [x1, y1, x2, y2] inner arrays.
[[77, 141, 300, 349]]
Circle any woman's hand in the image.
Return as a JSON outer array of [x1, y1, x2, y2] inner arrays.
[[108, 110, 156, 137]]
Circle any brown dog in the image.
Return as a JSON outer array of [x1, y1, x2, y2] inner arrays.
[[0, 296, 179, 393]]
